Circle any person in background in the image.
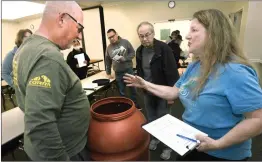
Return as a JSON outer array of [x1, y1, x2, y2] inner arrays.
[[2, 29, 32, 87], [135, 21, 179, 160], [12, 1, 91, 161], [124, 9, 262, 161], [67, 39, 90, 80], [166, 30, 180, 44], [168, 34, 183, 68], [105, 29, 140, 110]]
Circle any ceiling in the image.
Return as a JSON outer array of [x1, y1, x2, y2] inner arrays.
[[32, 1, 122, 8], [78, 1, 104, 8], [2, 1, 121, 22]]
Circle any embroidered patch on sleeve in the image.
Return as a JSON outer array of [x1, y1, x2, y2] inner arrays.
[[29, 75, 51, 88]]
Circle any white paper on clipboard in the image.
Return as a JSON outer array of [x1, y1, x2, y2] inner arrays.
[[142, 114, 208, 156], [74, 53, 87, 68]]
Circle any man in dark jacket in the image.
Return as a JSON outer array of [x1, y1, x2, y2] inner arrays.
[[136, 21, 179, 160], [67, 39, 90, 80]]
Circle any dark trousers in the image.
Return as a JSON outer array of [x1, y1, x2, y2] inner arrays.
[[176, 149, 249, 161], [143, 92, 169, 122], [70, 144, 91, 161], [76, 68, 88, 80], [144, 92, 171, 150], [27, 144, 91, 161], [115, 68, 138, 106]]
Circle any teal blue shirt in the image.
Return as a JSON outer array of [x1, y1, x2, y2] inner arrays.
[[2, 46, 18, 87], [175, 61, 262, 160]]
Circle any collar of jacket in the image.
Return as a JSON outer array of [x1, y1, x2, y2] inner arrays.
[[72, 48, 84, 53], [137, 38, 162, 60]]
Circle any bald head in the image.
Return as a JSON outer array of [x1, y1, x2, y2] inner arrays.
[[37, 1, 84, 50], [42, 1, 82, 22]]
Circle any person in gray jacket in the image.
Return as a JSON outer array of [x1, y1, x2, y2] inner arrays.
[[105, 29, 140, 109]]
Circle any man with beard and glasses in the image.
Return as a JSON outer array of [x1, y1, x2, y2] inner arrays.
[[105, 28, 141, 110]]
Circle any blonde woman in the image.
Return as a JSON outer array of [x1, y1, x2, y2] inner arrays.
[[124, 9, 262, 161]]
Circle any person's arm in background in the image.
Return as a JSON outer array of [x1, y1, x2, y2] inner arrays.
[[66, 51, 76, 70], [162, 44, 180, 87], [135, 50, 141, 77], [165, 36, 172, 44], [83, 49, 90, 66], [105, 48, 113, 78], [122, 40, 135, 61], [2, 48, 16, 87], [167, 42, 180, 66], [25, 57, 70, 160]]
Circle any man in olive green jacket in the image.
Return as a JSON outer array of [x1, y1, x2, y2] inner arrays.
[[13, 2, 90, 161]]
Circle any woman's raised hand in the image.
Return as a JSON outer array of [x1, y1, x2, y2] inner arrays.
[[123, 73, 147, 89]]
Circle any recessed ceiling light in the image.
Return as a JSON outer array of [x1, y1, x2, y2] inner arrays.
[[2, 1, 45, 20]]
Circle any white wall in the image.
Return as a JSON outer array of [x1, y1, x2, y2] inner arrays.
[[229, 1, 249, 49], [2, 21, 19, 60], [103, 1, 236, 51], [83, 8, 105, 70], [102, 1, 246, 66], [244, 1, 262, 60], [1, 1, 251, 62], [9, 16, 75, 60], [154, 20, 191, 51], [17, 17, 41, 33]]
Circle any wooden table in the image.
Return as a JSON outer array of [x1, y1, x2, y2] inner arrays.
[[90, 59, 103, 64], [89, 59, 103, 70]]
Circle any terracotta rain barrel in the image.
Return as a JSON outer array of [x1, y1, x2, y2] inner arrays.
[[88, 97, 150, 161]]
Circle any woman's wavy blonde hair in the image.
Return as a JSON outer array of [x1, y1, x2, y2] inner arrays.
[[192, 9, 252, 96]]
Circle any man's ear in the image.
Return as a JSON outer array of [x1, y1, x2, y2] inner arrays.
[[58, 13, 65, 27]]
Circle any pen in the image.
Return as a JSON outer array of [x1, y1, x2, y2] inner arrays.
[[176, 134, 199, 143]]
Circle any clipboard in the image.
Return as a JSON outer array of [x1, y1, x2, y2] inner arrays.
[[142, 114, 208, 156], [74, 53, 87, 67]]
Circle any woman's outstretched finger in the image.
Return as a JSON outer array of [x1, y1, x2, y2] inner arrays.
[[135, 75, 142, 80], [124, 80, 132, 84], [123, 76, 131, 80], [124, 73, 135, 78]]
